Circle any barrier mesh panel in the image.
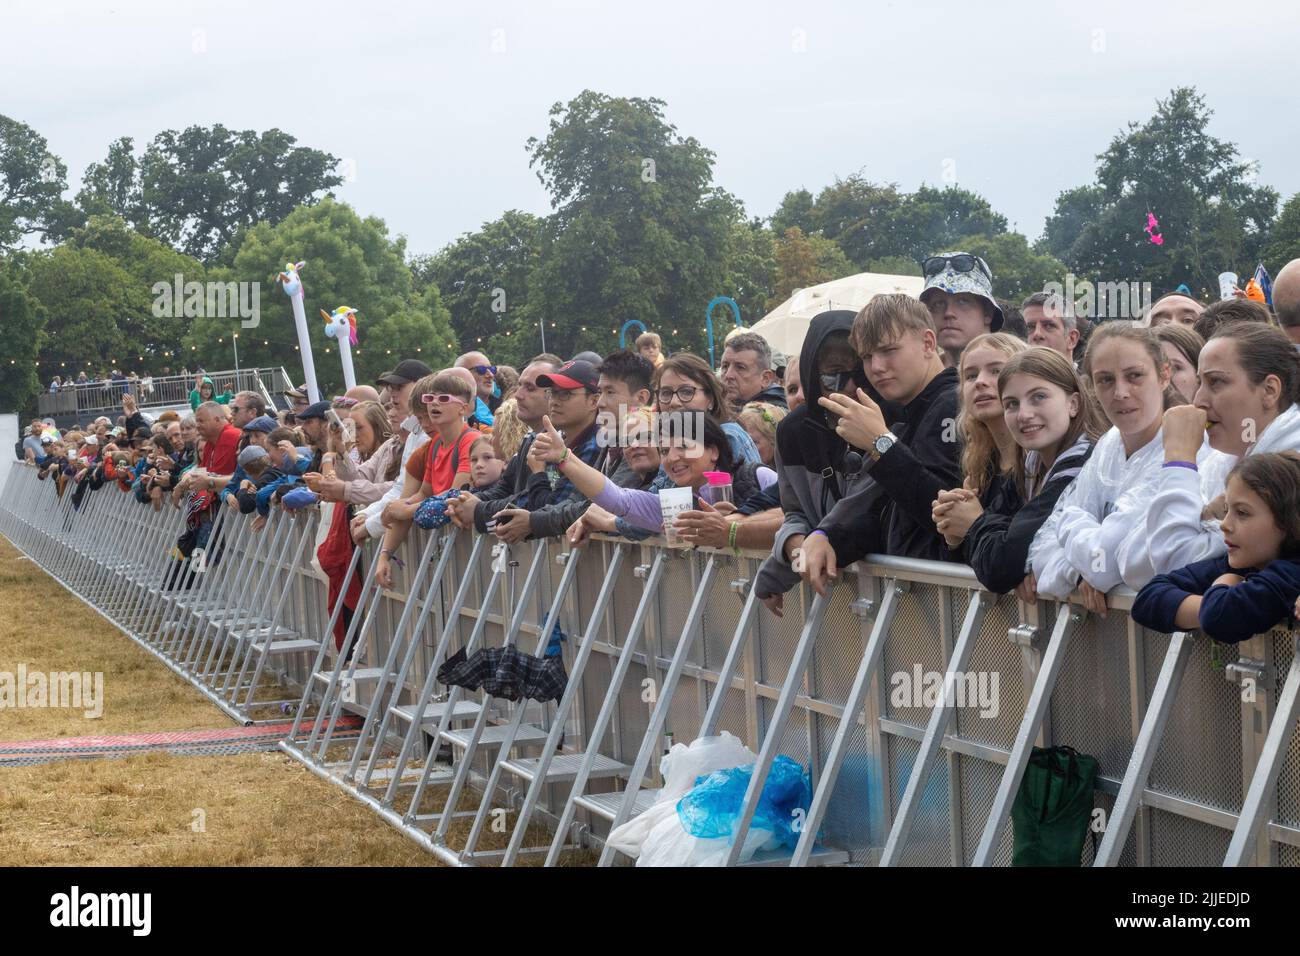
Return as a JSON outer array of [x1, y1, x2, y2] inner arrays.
[[888, 733, 952, 866], [1146, 636, 1242, 812], [954, 593, 1026, 750], [882, 583, 946, 728], [1270, 632, 1300, 830], [957, 753, 1013, 866], [1146, 808, 1231, 866], [1049, 613, 1135, 779]]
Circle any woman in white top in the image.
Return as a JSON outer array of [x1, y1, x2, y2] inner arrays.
[[1029, 322, 1196, 614], [1137, 322, 1300, 579]]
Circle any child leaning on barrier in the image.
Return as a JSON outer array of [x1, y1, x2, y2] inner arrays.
[[252, 427, 311, 517], [1132, 452, 1300, 643]]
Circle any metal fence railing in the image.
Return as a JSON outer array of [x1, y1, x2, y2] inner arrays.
[[2, 459, 1298, 867], [37, 368, 291, 424]]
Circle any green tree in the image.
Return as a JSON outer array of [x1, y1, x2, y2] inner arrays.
[[0, 262, 45, 413], [62, 215, 206, 367], [767, 227, 853, 309], [184, 198, 455, 395], [54, 125, 344, 262], [25, 245, 136, 375], [717, 218, 776, 325], [1262, 192, 1300, 270], [424, 210, 544, 366], [0, 115, 68, 249], [962, 233, 1068, 300], [1041, 87, 1277, 295], [524, 91, 745, 359]]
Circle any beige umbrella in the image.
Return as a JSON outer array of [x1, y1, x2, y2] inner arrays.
[[746, 272, 925, 359]]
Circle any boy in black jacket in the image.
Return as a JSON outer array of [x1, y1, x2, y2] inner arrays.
[[801, 294, 962, 593]]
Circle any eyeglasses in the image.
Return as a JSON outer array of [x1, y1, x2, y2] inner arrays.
[[656, 385, 701, 405], [470, 365, 497, 377], [547, 387, 586, 402], [421, 393, 465, 406], [922, 254, 991, 282], [331, 396, 359, 408]]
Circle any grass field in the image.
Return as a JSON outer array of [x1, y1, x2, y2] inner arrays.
[[0, 534, 587, 867]]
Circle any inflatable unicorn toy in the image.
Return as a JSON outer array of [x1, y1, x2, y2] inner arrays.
[[277, 261, 321, 403], [321, 306, 359, 391]]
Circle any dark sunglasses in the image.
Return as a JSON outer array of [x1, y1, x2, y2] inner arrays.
[[470, 365, 497, 376], [922, 254, 991, 281], [819, 372, 854, 395]]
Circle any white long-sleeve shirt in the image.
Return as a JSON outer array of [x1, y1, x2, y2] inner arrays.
[[1137, 402, 1300, 579], [360, 415, 426, 539], [1030, 426, 1170, 599]]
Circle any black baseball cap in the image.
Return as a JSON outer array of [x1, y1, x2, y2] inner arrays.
[[377, 359, 432, 387], [297, 401, 331, 421], [537, 359, 599, 393]]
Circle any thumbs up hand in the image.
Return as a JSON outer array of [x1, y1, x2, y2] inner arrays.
[[529, 415, 567, 463]]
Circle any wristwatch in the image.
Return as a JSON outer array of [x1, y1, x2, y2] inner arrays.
[[870, 431, 897, 461]]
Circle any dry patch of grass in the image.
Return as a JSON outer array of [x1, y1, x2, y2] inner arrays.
[[0, 536, 224, 739], [0, 750, 435, 866]]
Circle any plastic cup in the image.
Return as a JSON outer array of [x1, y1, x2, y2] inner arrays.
[[659, 486, 694, 545], [1219, 272, 1239, 301]]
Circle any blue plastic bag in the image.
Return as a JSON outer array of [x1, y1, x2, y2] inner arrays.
[[676, 755, 812, 851], [281, 486, 319, 510]]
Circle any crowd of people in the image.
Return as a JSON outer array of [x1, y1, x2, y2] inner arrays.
[[18, 249, 1300, 648]]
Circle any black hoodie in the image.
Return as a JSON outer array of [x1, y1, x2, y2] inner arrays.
[[818, 365, 962, 565]]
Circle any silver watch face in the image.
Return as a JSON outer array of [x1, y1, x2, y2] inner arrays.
[[875, 434, 894, 455]]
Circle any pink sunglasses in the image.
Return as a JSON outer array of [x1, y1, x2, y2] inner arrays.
[[421, 393, 465, 406]]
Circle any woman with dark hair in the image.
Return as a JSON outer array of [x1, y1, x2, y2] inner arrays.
[[1137, 321, 1300, 581], [1133, 452, 1300, 643], [530, 409, 775, 536], [653, 353, 761, 464]]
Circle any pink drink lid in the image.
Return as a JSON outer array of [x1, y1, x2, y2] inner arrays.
[[703, 471, 732, 485]]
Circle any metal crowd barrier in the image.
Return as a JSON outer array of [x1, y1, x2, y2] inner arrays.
[[2, 459, 1298, 867], [37, 367, 291, 424]]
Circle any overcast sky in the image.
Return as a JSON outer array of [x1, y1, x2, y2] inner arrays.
[[7, 0, 1298, 257]]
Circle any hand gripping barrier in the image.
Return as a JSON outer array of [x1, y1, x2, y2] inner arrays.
[[5, 460, 1300, 867]]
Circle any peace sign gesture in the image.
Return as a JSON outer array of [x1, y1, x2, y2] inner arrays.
[[818, 388, 889, 452], [529, 415, 567, 463]]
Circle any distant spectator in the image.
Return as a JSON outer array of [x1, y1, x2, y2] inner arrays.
[[491, 398, 527, 461], [1274, 258, 1300, 347], [189, 374, 232, 411], [495, 365, 519, 400], [636, 331, 664, 368], [737, 402, 787, 468], [1022, 292, 1079, 361], [1153, 323, 1204, 404], [1192, 296, 1274, 342], [783, 355, 804, 411], [456, 350, 500, 422], [720, 331, 787, 410], [1148, 291, 1205, 329]]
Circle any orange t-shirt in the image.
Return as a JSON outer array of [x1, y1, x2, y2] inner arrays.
[[411, 427, 478, 494]]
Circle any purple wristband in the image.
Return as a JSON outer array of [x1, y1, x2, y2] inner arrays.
[[1163, 460, 1198, 471], [809, 529, 828, 538]]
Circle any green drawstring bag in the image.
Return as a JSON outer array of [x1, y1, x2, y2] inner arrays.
[[1011, 745, 1099, 866]]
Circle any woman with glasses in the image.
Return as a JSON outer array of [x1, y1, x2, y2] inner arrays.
[[652, 353, 761, 465]]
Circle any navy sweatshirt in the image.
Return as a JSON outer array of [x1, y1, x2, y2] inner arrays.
[[1131, 554, 1300, 644]]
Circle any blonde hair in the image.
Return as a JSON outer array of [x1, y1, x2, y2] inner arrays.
[[957, 333, 1029, 493], [636, 331, 662, 349], [737, 401, 787, 448], [850, 294, 935, 356], [491, 398, 527, 461], [998, 347, 1109, 498]]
